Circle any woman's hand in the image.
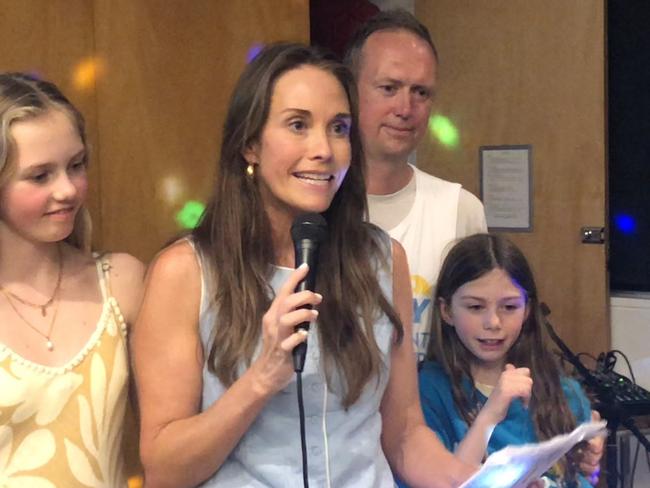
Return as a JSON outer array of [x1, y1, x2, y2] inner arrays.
[[480, 364, 533, 425], [248, 263, 322, 396]]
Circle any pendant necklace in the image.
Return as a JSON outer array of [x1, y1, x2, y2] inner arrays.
[[0, 245, 63, 316], [0, 246, 63, 351]]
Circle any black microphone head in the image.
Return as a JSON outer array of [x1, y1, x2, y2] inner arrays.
[[291, 213, 327, 244]]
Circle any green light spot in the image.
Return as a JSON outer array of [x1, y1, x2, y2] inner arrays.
[[176, 200, 205, 229], [428, 114, 459, 149]]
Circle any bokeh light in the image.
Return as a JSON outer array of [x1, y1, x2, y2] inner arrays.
[[246, 43, 265, 63], [176, 200, 205, 229], [72, 57, 105, 91], [127, 475, 143, 488], [27, 70, 43, 80], [614, 213, 637, 234], [428, 114, 460, 149], [159, 176, 184, 206]]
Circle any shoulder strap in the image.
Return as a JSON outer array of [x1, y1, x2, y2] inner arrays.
[[93, 253, 112, 301]]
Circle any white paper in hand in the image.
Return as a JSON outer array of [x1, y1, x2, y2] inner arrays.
[[459, 420, 607, 488]]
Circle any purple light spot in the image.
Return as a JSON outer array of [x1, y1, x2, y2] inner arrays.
[[246, 43, 264, 64], [27, 70, 43, 80]]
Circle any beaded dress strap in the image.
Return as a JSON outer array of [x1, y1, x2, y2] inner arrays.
[[93, 253, 112, 301]]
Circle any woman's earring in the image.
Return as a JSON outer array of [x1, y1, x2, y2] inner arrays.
[[246, 163, 255, 177]]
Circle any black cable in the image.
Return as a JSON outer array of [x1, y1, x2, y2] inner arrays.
[[296, 372, 309, 488], [600, 351, 618, 373], [610, 349, 637, 384]]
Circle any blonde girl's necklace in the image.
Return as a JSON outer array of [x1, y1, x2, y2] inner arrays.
[[0, 245, 63, 316], [1, 290, 60, 351], [0, 247, 63, 351]]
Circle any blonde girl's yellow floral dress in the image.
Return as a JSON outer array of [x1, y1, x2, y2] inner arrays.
[[0, 258, 130, 488]]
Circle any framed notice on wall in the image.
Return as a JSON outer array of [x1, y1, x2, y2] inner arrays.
[[480, 145, 533, 232]]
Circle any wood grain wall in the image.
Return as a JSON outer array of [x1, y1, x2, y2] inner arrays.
[[415, 0, 608, 356], [1, 0, 309, 261]]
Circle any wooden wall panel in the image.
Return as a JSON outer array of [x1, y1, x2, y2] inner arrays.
[[0, 0, 102, 245], [2, 2, 308, 482], [93, 0, 310, 261], [415, 1, 608, 356]]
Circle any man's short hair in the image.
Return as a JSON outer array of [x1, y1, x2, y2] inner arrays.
[[343, 8, 438, 76]]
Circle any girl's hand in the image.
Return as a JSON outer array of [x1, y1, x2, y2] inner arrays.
[[526, 480, 546, 488], [481, 363, 533, 424], [577, 410, 604, 485], [248, 264, 322, 396]]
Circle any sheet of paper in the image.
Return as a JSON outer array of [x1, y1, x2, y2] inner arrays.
[[480, 145, 532, 231], [459, 420, 607, 488]]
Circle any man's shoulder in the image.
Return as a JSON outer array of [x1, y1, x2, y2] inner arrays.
[[411, 165, 462, 197], [412, 164, 460, 188], [457, 188, 487, 234], [411, 166, 483, 208], [411, 165, 487, 234], [458, 187, 485, 211]]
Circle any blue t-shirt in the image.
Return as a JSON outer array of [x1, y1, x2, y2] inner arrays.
[[407, 361, 593, 487]]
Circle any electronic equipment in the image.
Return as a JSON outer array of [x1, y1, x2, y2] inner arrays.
[[588, 368, 650, 419], [540, 303, 650, 418], [540, 303, 650, 487]]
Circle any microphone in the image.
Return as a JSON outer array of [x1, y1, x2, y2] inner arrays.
[[290, 213, 327, 372]]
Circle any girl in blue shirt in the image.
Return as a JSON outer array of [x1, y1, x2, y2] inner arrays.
[[418, 234, 603, 487]]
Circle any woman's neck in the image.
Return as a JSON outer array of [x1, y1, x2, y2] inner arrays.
[[271, 230, 295, 268], [267, 209, 297, 268]]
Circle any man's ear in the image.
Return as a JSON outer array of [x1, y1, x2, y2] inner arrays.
[[438, 297, 454, 326]]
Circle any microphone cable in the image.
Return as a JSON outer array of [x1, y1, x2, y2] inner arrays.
[[296, 371, 309, 488], [294, 339, 310, 488], [290, 212, 327, 488]]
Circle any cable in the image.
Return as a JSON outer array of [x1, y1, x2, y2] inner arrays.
[[610, 349, 637, 384], [598, 351, 618, 373], [296, 372, 309, 488]]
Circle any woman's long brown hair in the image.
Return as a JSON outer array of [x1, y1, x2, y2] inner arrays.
[[192, 43, 403, 407]]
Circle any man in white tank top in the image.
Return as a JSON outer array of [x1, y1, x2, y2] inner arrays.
[[345, 10, 487, 361]]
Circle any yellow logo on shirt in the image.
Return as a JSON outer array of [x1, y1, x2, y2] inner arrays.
[[411, 274, 433, 297]]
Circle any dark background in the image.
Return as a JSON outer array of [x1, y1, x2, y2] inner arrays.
[[608, 0, 650, 292]]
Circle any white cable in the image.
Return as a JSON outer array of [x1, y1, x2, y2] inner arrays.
[[321, 381, 331, 488]]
